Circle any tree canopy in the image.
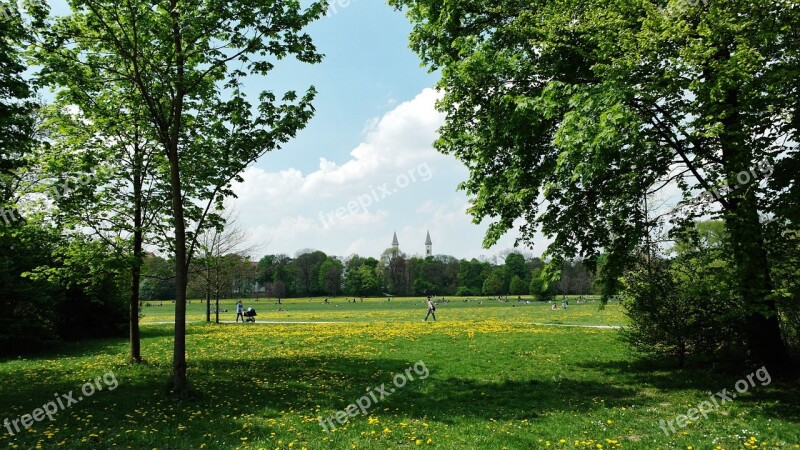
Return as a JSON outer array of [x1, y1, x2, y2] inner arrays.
[[37, 0, 326, 392], [390, 0, 799, 369]]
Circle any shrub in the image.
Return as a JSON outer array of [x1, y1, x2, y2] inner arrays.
[[620, 254, 747, 367], [455, 286, 476, 296]]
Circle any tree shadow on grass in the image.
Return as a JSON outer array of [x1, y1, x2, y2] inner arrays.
[[0, 324, 222, 365], [0, 354, 669, 449], [192, 356, 643, 420], [574, 358, 800, 423]]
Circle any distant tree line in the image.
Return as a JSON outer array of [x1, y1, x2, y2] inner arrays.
[[140, 248, 600, 300]]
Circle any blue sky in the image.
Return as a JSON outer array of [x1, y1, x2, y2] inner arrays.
[[45, 0, 550, 261], [230, 1, 546, 260]]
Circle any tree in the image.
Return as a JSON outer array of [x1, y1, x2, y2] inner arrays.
[[621, 236, 746, 367], [318, 257, 343, 296], [482, 268, 506, 296], [343, 255, 382, 297], [189, 210, 251, 323], [1, 223, 62, 354], [230, 255, 258, 299], [41, 0, 325, 393], [504, 253, 526, 281], [36, 235, 129, 340], [409, 256, 452, 295], [140, 254, 176, 301], [345, 264, 380, 297], [271, 254, 295, 297], [0, 54, 136, 347], [293, 250, 328, 296], [529, 268, 555, 302], [509, 275, 527, 296], [256, 255, 278, 286], [456, 258, 491, 294], [1, 0, 41, 226], [0, 0, 38, 190], [380, 248, 409, 295], [0, 1, 64, 355], [391, 0, 799, 369], [40, 79, 168, 364]]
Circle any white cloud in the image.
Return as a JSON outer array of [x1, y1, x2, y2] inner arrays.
[[299, 88, 445, 193], [233, 88, 446, 209]]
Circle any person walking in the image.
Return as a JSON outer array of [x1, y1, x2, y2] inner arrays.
[[235, 300, 245, 323], [424, 295, 437, 321]]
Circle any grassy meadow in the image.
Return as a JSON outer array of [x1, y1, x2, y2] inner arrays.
[[1, 297, 798, 449]]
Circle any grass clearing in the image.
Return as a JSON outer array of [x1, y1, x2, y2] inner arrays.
[[1, 297, 797, 449]]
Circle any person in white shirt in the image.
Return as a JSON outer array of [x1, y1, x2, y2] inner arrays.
[[424, 296, 437, 321]]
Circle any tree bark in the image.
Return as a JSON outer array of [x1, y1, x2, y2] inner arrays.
[[129, 141, 144, 364], [168, 0, 189, 395], [206, 289, 211, 322], [169, 143, 188, 393], [719, 83, 790, 370], [129, 186, 143, 364], [724, 195, 789, 369]]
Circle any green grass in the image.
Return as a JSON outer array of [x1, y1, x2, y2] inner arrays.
[[139, 295, 626, 326], [1, 297, 798, 449]]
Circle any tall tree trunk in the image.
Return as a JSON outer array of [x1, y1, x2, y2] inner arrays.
[[129, 263, 142, 363], [130, 140, 145, 364], [724, 194, 788, 368], [169, 146, 188, 393], [206, 289, 211, 322], [129, 187, 143, 364], [719, 84, 790, 370], [169, 0, 188, 395]]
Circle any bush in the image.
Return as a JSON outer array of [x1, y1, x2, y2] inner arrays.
[[413, 279, 436, 296], [769, 234, 800, 361], [0, 224, 62, 355], [0, 225, 128, 355], [529, 268, 555, 301], [620, 254, 747, 367], [455, 286, 476, 296]]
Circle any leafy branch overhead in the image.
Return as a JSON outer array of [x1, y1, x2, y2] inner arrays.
[[390, 0, 799, 369]]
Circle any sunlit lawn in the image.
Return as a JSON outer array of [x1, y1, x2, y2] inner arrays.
[[139, 295, 627, 326], [1, 297, 798, 449]]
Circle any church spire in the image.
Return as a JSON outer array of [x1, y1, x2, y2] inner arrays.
[[425, 231, 432, 257], [392, 231, 399, 255]]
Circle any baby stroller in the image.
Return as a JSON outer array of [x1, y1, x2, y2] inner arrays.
[[243, 307, 257, 323]]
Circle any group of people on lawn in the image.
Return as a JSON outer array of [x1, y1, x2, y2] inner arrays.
[[233, 296, 439, 322]]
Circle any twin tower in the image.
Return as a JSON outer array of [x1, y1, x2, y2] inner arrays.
[[391, 231, 432, 257]]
